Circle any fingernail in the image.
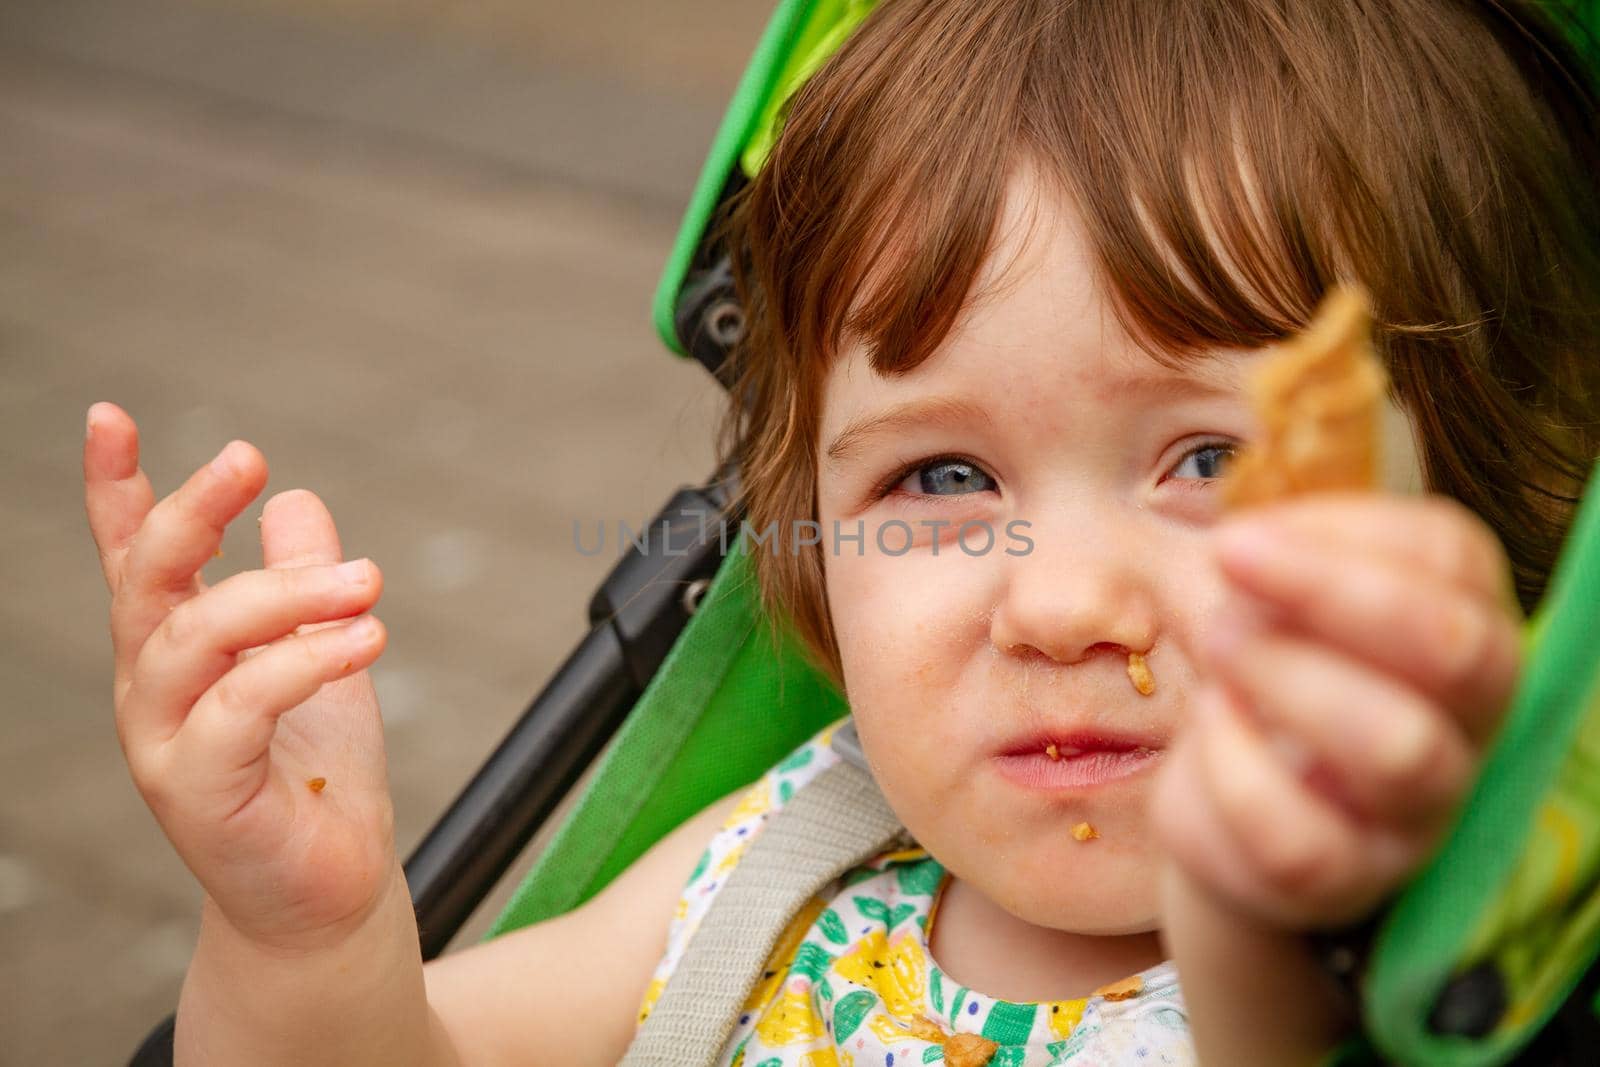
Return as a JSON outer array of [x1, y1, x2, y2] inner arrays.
[[85, 405, 98, 440], [1215, 520, 1279, 568], [1217, 524, 1310, 592], [210, 441, 240, 478], [336, 559, 371, 585], [347, 616, 380, 640], [1376, 711, 1434, 781]]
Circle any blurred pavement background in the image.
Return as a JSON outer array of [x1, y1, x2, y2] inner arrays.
[[0, 0, 765, 1060]]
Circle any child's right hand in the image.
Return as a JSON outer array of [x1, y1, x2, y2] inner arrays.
[[83, 402, 399, 954]]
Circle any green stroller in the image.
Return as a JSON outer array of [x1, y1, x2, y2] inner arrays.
[[130, 1, 1600, 1064]]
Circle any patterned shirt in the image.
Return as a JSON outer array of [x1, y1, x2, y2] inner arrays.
[[638, 720, 1196, 1066]]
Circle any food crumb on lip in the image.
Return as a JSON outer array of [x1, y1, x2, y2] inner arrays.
[[307, 777, 327, 794], [1045, 743, 1061, 761], [1071, 821, 1099, 841]]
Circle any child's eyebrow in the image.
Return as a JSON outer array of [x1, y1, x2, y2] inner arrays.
[[824, 395, 992, 464], [1097, 370, 1240, 406]]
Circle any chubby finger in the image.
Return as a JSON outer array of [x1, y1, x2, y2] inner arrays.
[[230, 489, 342, 661], [1216, 493, 1517, 610], [170, 615, 386, 800], [111, 439, 269, 684], [1208, 630, 1477, 827], [1153, 726, 1275, 919], [125, 560, 382, 747], [261, 489, 345, 570], [1154, 722, 1321, 925], [1212, 530, 1520, 743], [83, 403, 157, 594], [251, 490, 354, 650], [1185, 686, 1419, 928]]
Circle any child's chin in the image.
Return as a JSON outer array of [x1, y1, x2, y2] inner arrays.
[[987, 848, 1162, 934], [1004, 885, 1161, 937]]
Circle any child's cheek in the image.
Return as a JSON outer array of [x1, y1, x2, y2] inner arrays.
[[827, 534, 999, 771]]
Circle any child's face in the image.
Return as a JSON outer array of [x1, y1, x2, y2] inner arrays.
[[816, 167, 1418, 936]]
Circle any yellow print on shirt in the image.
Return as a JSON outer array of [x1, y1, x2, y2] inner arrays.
[[833, 930, 929, 1020], [727, 780, 772, 826], [1047, 998, 1088, 1039], [755, 987, 827, 1046]]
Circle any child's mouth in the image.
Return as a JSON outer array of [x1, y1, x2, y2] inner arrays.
[[992, 734, 1163, 791]]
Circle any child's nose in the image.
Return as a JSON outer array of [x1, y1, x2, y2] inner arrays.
[[988, 537, 1157, 667]]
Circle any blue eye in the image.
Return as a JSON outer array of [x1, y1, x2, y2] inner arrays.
[[1169, 442, 1236, 482], [897, 458, 997, 496]]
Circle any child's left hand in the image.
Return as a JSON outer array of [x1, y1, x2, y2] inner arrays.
[[1154, 492, 1523, 930]]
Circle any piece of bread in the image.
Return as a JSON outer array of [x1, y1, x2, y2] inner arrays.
[[1222, 286, 1388, 508]]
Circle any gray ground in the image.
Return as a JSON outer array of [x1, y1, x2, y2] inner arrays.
[[0, 1, 763, 1060]]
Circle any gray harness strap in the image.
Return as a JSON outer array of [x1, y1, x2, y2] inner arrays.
[[620, 726, 906, 1067]]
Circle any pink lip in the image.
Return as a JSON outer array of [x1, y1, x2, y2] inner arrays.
[[992, 732, 1164, 791]]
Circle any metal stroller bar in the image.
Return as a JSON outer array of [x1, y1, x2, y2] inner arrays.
[[406, 471, 737, 959]]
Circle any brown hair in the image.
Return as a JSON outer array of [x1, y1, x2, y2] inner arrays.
[[719, 0, 1600, 684]]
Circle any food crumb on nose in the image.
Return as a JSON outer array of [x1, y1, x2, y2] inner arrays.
[[1126, 652, 1155, 696], [1045, 743, 1060, 761], [340, 661, 353, 671], [307, 777, 327, 794], [1071, 821, 1099, 842], [213, 547, 224, 559]]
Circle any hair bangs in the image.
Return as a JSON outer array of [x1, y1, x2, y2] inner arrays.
[[1018, 2, 1385, 369], [754, 0, 1051, 382]]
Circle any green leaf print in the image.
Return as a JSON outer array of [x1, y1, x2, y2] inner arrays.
[[981, 1002, 1037, 1045], [791, 941, 836, 982], [754, 1059, 783, 1067], [777, 746, 815, 773], [818, 908, 850, 945], [922, 1046, 945, 1063], [896, 859, 946, 897], [888, 903, 918, 930], [688, 848, 710, 885], [930, 968, 945, 1013], [854, 896, 893, 926], [779, 780, 795, 804], [833, 990, 879, 1042]]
